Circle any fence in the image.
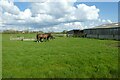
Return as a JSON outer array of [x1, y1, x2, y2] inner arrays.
[[52, 34, 67, 37], [10, 36, 36, 41]]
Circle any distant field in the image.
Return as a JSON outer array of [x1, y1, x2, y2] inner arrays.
[[2, 33, 119, 78]]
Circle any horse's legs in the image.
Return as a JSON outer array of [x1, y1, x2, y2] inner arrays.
[[47, 37, 49, 41], [38, 39, 40, 42], [36, 39, 39, 42], [40, 38, 41, 42], [37, 38, 40, 42], [46, 38, 47, 41], [46, 36, 49, 41], [40, 37, 43, 42], [43, 38, 46, 42]]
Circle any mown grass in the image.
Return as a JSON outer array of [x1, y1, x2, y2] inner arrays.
[[2, 33, 119, 78]]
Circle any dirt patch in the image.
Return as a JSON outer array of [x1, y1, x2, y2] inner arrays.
[[106, 42, 120, 48]]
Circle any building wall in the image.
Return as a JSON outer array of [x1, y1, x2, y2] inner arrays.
[[67, 30, 85, 37], [67, 30, 74, 37], [84, 27, 120, 40]]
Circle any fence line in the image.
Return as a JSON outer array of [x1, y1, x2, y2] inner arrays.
[[10, 36, 36, 41]]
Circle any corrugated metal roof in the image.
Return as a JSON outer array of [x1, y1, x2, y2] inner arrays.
[[93, 23, 119, 29]]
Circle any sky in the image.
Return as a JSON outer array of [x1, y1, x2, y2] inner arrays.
[[0, 0, 119, 32]]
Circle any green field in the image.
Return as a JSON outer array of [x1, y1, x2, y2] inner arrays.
[[2, 33, 119, 78]]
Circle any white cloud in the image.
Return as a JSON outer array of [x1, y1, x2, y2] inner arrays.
[[102, 19, 106, 23], [101, 19, 113, 24], [74, 4, 99, 20], [14, 0, 77, 2], [30, 1, 99, 21], [30, 0, 76, 19], [0, 0, 113, 32], [40, 22, 84, 32], [107, 19, 112, 23], [18, 9, 32, 19], [0, 0, 20, 15], [29, 0, 100, 30]]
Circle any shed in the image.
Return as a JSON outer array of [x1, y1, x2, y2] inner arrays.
[[67, 29, 85, 37], [84, 23, 120, 40]]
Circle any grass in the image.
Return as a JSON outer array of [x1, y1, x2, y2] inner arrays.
[[2, 33, 119, 78], [0, 34, 2, 79]]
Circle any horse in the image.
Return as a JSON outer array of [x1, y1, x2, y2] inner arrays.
[[36, 33, 53, 42]]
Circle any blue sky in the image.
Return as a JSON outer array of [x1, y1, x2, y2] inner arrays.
[[75, 2, 118, 22], [14, 2, 31, 11], [15, 2, 118, 22]]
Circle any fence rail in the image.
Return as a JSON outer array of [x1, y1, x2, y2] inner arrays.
[[10, 36, 36, 41]]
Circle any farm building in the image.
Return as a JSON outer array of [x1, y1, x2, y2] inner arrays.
[[84, 23, 120, 40], [67, 29, 86, 37]]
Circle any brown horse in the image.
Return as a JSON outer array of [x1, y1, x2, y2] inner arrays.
[[36, 33, 53, 42]]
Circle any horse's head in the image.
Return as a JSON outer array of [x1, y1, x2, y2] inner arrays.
[[47, 33, 55, 39], [46, 33, 51, 37]]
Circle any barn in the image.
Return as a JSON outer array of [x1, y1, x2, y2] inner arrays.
[[67, 29, 85, 37], [84, 23, 120, 40]]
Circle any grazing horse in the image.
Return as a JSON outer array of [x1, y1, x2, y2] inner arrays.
[[36, 33, 52, 42]]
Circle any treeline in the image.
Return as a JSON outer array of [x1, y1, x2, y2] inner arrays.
[[2, 30, 43, 34], [2, 30, 68, 34]]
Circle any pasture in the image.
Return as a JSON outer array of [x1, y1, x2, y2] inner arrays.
[[2, 33, 119, 78]]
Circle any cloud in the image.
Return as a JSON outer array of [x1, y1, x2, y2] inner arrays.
[[0, 0, 20, 15], [29, 1, 100, 26], [100, 19, 113, 24], [74, 4, 99, 20], [107, 19, 112, 23], [30, 0, 76, 19], [18, 9, 32, 19], [39, 22, 84, 32], [14, 0, 77, 2], [0, 0, 113, 32]]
